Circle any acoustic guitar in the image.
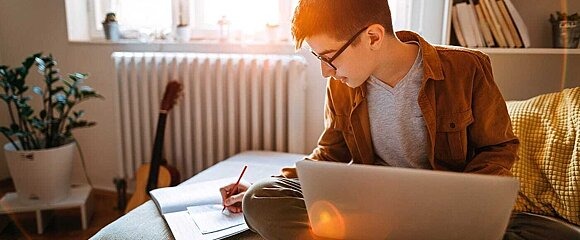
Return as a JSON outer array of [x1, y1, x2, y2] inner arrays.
[[125, 81, 183, 213]]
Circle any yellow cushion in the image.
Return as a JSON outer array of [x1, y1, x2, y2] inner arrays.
[[506, 87, 580, 225]]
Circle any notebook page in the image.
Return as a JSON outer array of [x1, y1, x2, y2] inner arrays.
[[188, 204, 246, 234]]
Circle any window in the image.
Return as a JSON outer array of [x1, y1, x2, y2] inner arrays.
[[86, 0, 415, 43], [89, 0, 297, 42], [89, 0, 174, 40]]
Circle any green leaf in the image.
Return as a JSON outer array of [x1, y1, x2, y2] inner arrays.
[[32, 86, 43, 96], [21, 107, 33, 117], [10, 123, 20, 131], [53, 102, 66, 112], [54, 93, 67, 103], [0, 126, 11, 135], [0, 94, 10, 103], [31, 118, 45, 129], [63, 78, 73, 88], [35, 57, 46, 72], [16, 86, 29, 95], [23, 53, 42, 69], [69, 73, 88, 82], [74, 110, 85, 118]]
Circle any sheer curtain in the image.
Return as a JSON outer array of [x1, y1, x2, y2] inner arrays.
[[389, 0, 413, 31]]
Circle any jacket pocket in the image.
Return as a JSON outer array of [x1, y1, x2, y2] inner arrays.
[[434, 109, 473, 165]]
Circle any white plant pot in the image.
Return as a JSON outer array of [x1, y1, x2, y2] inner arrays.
[[175, 26, 191, 42], [3, 142, 75, 204], [103, 22, 120, 41]]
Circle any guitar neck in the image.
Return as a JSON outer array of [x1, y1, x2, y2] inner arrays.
[[146, 113, 168, 193]]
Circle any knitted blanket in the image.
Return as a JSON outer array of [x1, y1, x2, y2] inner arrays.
[[507, 87, 580, 225]]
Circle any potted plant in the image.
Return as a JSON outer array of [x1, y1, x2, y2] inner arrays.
[[549, 11, 580, 48], [102, 12, 120, 41], [175, 2, 190, 42], [0, 53, 103, 203]]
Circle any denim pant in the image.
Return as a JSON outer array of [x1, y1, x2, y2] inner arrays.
[[243, 177, 580, 240]]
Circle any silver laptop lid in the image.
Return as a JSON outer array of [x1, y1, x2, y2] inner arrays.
[[296, 160, 519, 240]]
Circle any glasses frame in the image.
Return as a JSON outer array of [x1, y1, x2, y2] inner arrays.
[[310, 26, 369, 70]]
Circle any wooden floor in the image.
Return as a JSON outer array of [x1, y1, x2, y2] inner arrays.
[[0, 179, 123, 240]]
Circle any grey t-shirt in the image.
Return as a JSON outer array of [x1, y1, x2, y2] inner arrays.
[[366, 42, 430, 169]]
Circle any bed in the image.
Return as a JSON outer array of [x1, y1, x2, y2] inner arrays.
[[91, 151, 304, 240]]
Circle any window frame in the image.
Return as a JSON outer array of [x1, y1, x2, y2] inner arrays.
[[83, 0, 439, 44]]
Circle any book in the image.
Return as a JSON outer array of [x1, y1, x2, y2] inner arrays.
[[481, 0, 508, 47], [150, 178, 249, 240], [496, 0, 523, 47], [455, 2, 478, 47], [452, 5, 467, 47], [466, 2, 485, 47], [472, 0, 495, 47], [503, 0, 531, 47], [489, 0, 515, 47]]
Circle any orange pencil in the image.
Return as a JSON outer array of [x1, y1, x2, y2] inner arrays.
[[222, 165, 248, 212]]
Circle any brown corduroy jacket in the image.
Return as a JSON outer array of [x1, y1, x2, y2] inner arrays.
[[282, 31, 519, 178]]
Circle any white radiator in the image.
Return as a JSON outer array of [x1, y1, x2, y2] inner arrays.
[[112, 52, 307, 180]]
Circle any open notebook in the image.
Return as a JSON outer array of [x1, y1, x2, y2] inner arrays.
[[149, 178, 248, 240]]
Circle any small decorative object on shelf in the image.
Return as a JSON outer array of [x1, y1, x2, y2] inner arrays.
[[175, 23, 190, 42], [102, 12, 120, 41], [175, 1, 190, 42], [218, 16, 231, 42], [266, 23, 280, 43], [0, 53, 103, 204], [549, 11, 580, 48]]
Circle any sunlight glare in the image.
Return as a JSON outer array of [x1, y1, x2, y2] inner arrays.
[[309, 200, 346, 239], [204, 0, 279, 33]]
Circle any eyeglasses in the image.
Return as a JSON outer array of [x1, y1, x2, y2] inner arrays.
[[311, 27, 369, 70]]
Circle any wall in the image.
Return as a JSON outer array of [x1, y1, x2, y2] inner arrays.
[[0, 0, 577, 191], [490, 54, 580, 100]]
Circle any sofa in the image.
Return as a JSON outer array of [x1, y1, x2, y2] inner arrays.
[[91, 88, 580, 239]]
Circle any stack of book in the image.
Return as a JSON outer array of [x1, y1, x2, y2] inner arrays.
[[451, 0, 530, 48]]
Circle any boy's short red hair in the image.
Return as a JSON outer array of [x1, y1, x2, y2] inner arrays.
[[292, 0, 394, 49]]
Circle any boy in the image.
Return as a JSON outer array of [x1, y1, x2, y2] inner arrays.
[[221, 0, 578, 239]]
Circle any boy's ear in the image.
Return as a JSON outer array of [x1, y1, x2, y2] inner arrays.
[[367, 24, 385, 49]]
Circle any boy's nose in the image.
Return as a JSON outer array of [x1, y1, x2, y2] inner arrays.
[[321, 62, 335, 78]]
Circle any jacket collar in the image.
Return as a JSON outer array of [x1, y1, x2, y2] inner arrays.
[[396, 30, 445, 81]]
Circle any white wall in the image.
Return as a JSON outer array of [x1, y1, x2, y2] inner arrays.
[[0, 0, 577, 191]]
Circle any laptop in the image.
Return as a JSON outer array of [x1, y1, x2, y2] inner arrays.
[[296, 160, 519, 240]]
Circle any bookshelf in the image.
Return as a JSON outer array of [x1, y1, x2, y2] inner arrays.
[[444, 0, 580, 54], [439, 0, 579, 101]]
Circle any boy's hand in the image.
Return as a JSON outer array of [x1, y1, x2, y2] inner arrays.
[[220, 182, 250, 213]]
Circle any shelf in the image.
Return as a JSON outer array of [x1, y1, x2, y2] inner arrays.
[[472, 48, 580, 55], [0, 185, 93, 234]]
